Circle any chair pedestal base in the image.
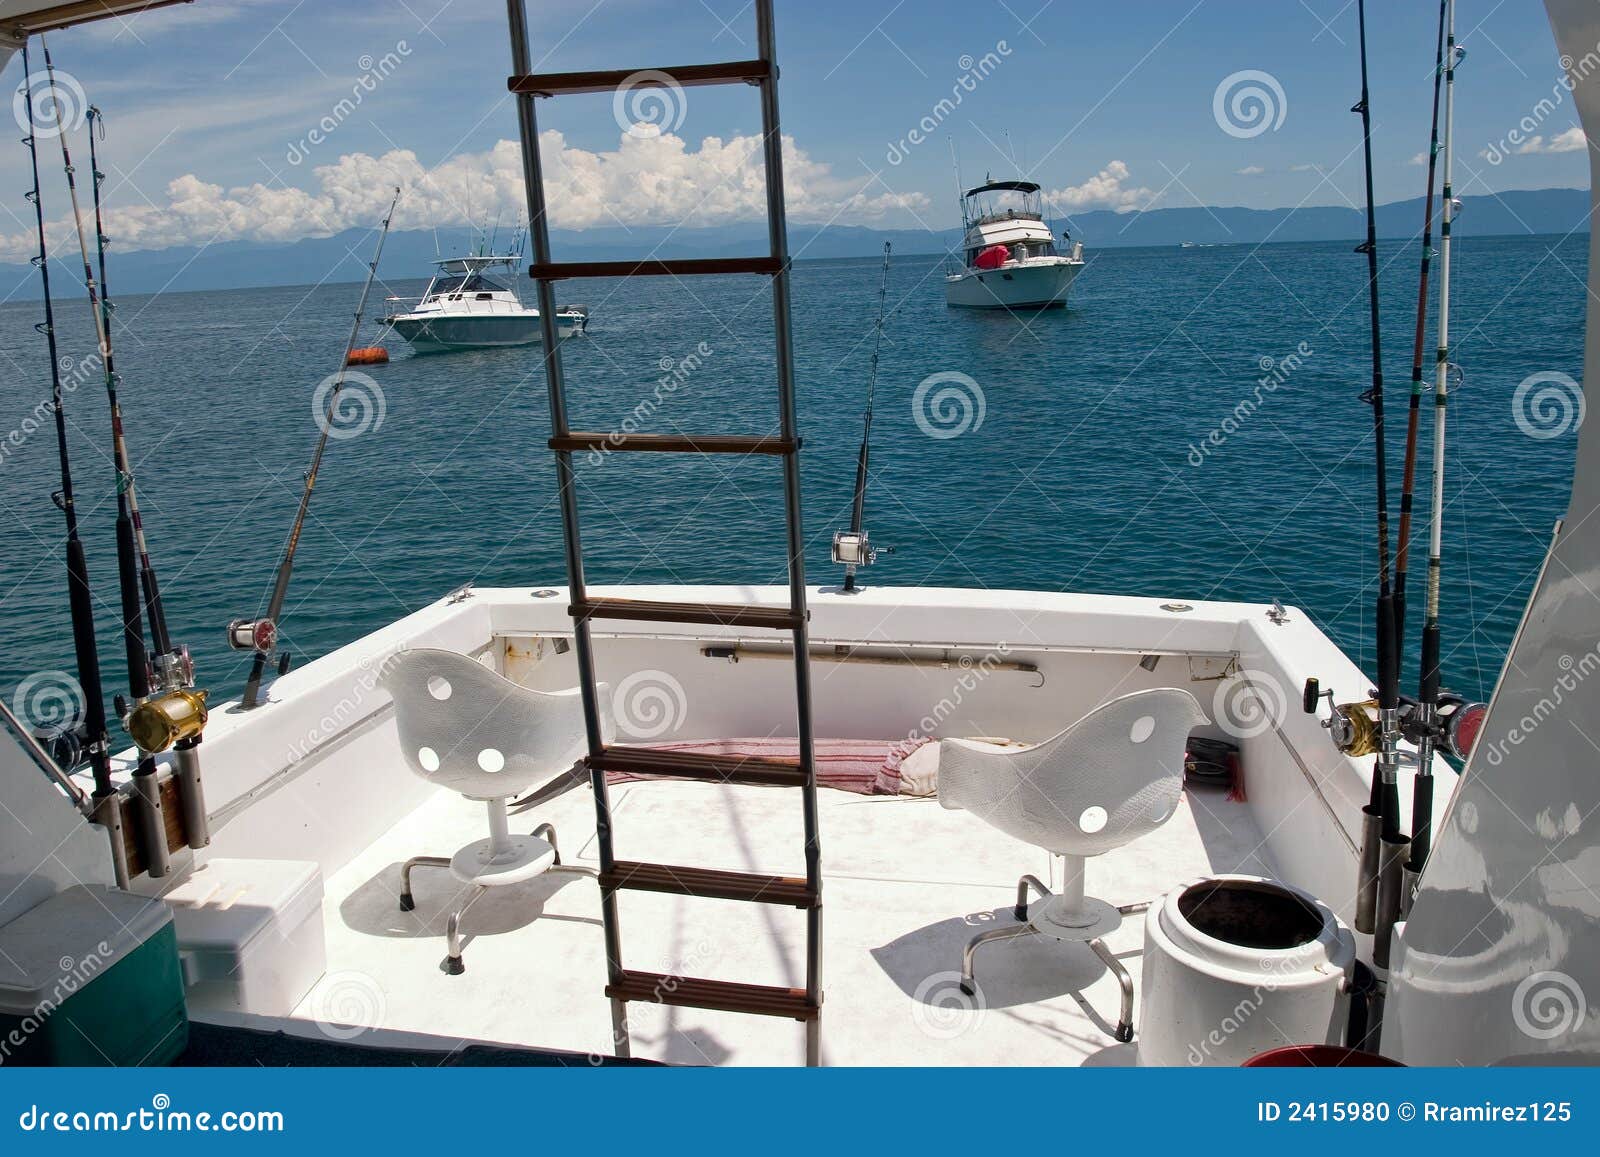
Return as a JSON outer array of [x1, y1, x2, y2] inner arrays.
[[959, 871, 1143, 1044], [399, 820, 597, 973]]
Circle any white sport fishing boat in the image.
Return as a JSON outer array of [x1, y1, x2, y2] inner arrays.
[[0, 0, 1596, 1073], [944, 179, 1084, 310], [383, 254, 587, 353]]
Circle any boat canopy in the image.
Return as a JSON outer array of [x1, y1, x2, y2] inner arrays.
[[964, 179, 1041, 199]]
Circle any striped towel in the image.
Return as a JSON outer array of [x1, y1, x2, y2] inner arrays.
[[606, 737, 931, 796]]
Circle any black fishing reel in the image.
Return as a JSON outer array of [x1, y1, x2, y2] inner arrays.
[[33, 724, 84, 772], [1304, 677, 1485, 762]]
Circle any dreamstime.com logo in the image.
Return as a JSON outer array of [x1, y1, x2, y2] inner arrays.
[[307, 970, 388, 1041], [1213, 70, 1287, 139], [1511, 971, 1587, 1041], [16, 1095, 283, 1134], [1512, 371, 1585, 440], [13, 69, 87, 139], [614, 70, 687, 138], [913, 371, 986, 440], [313, 370, 387, 441], [910, 970, 986, 1040]]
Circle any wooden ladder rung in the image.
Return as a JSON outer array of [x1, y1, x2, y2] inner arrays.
[[571, 597, 801, 630], [587, 745, 808, 788], [529, 257, 783, 281], [551, 433, 796, 455], [510, 59, 771, 97], [603, 860, 816, 907], [607, 970, 817, 1021]]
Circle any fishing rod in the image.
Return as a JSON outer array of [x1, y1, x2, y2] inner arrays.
[[43, 40, 190, 876], [20, 39, 124, 882], [1406, 1, 1484, 899], [228, 187, 401, 709], [834, 243, 893, 592], [1302, 0, 1404, 958], [1393, 0, 1448, 650]]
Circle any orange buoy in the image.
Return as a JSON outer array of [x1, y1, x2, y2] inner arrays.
[[346, 347, 389, 366]]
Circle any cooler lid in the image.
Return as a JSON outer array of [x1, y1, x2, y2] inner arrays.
[[0, 885, 173, 1012], [158, 858, 323, 952]]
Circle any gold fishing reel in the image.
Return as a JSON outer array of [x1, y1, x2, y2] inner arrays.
[[126, 687, 208, 753], [1302, 678, 1380, 757]]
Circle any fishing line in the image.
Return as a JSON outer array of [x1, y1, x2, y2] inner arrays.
[[835, 243, 892, 592]]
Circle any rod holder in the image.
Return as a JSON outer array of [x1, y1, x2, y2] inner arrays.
[[131, 767, 171, 878], [92, 791, 131, 891], [173, 739, 209, 850], [1355, 804, 1383, 933], [1374, 832, 1410, 971]]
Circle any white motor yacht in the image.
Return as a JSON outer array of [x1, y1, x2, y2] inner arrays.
[[383, 254, 587, 352], [944, 179, 1084, 310]]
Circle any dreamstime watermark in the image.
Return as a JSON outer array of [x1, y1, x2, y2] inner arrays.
[[1212, 70, 1287, 139], [10, 670, 86, 741], [588, 938, 717, 1064], [1479, 644, 1600, 768], [910, 969, 986, 1040], [1482, 41, 1600, 164], [0, 945, 113, 1066], [1512, 370, 1585, 440], [1511, 971, 1587, 1041], [286, 43, 411, 165], [612, 669, 689, 739], [307, 970, 388, 1041], [890, 644, 1015, 762], [1188, 342, 1312, 466], [613, 70, 688, 138], [1212, 668, 1287, 741], [912, 371, 985, 440], [313, 370, 387, 440], [13, 68, 87, 139], [1185, 953, 1304, 1065], [0, 352, 105, 473], [885, 41, 1013, 165], [584, 341, 714, 465], [284, 649, 406, 767]]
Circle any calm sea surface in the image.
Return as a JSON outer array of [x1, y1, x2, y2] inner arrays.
[[0, 235, 1585, 715]]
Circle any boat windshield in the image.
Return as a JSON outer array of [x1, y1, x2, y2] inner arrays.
[[429, 273, 510, 296]]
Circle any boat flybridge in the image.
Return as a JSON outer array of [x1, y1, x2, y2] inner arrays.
[[383, 253, 587, 353], [945, 179, 1085, 310], [2, 0, 1597, 1072]]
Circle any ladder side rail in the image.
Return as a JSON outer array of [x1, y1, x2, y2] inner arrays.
[[755, 0, 824, 1043], [505, 0, 628, 1053]]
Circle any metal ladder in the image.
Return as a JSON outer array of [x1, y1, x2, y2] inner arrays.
[[505, 0, 823, 1066]]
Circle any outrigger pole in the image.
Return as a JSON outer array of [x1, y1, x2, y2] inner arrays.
[[1350, 0, 1407, 947], [1394, 0, 1449, 649], [1409, 0, 1464, 889], [20, 39, 124, 882], [230, 187, 401, 710], [837, 243, 892, 592]]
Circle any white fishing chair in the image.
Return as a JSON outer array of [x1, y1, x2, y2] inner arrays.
[[938, 687, 1206, 1041], [383, 648, 609, 974]]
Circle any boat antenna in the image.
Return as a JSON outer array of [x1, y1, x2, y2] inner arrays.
[[1409, 0, 1468, 887], [1394, 0, 1448, 650], [948, 137, 966, 224], [19, 39, 116, 819], [833, 243, 893, 592], [229, 187, 401, 710]]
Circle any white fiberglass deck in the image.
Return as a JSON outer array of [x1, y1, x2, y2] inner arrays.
[[292, 774, 1273, 1066]]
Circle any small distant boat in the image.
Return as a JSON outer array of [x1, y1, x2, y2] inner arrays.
[[383, 254, 587, 353], [1180, 240, 1198, 248], [944, 179, 1084, 310]]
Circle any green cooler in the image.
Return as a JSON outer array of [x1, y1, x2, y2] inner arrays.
[[0, 884, 187, 1066]]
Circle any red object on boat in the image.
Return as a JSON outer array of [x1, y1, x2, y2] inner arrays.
[[1243, 1045, 1404, 1067], [346, 347, 389, 366], [973, 244, 1009, 270]]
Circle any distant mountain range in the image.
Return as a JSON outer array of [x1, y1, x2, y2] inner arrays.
[[0, 187, 1587, 299]]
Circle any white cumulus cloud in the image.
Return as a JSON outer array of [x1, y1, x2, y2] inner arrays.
[[1044, 160, 1153, 214], [1512, 126, 1587, 155]]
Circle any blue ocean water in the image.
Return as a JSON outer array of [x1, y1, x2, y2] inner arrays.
[[0, 234, 1584, 715]]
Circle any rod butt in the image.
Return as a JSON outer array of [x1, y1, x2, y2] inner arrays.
[[132, 767, 171, 878], [1374, 832, 1410, 971], [1355, 805, 1383, 933]]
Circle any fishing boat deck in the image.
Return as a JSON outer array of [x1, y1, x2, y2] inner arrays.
[[283, 773, 1275, 1066]]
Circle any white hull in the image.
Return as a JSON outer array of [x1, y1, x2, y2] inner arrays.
[[387, 311, 584, 353], [945, 258, 1082, 309]]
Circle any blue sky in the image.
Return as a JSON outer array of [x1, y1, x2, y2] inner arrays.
[[1, 0, 1586, 258]]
